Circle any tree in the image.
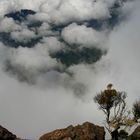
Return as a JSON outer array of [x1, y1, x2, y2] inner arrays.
[[94, 84, 131, 140], [132, 99, 140, 122]]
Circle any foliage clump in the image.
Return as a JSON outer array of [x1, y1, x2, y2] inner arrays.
[[132, 99, 140, 122]]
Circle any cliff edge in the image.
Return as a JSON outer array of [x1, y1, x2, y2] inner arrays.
[[39, 122, 105, 140]]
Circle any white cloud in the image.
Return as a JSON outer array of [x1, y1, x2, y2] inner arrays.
[[0, 18, 21, 32], [0, 0, 46, 17], [41, 37, 64, 53], [61, 23, 107, 49], [0, 43, 9, 65], [37, 22, 51, 36], [0, 0, 20, 18], [5, 44, 58, 82], [106, 0, 140, 104], [39, 0, 112, 24], [10, 28, 36, 43], [90, 0, 140, 108]]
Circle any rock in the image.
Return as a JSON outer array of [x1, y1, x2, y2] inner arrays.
[[39, 122, 105, 140], [0, 125, 17, 140], [129, 126, 140, 140]]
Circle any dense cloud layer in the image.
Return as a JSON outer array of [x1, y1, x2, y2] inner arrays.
[[0, 0, 127, 87], [0, 0, 138, 139]]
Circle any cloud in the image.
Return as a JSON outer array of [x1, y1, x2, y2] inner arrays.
[[11, 28, 37, 43], [39, 0, 113, 24], [36, 22, 51, 36], [0, 0, 20, 18], [0, 0, 46, 17], [106, 0, 140, 105], [41, 37, 64, 53], [0, 0, 132, 95], [0, 17, 21, 33], [4, 44, 59, 83], [61, 23, 107, 50]]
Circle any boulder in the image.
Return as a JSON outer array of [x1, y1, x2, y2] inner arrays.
[[39, 122, 105, 140], [0, 125, 17, 140], [129, 126, 140, 140]]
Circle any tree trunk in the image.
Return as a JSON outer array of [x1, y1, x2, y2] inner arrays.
[[111, 129, 119, 140], [107, 109, 110, 123]]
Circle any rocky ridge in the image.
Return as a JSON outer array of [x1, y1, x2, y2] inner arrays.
[[39, 122, 105, 140], [129, 125, 140, 140], [0, 125, 17, 140]]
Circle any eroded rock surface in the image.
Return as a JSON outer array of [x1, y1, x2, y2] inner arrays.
[[39, 122, 105, 140], [0, 125, 17, 140], [129, 126, 140, 140]]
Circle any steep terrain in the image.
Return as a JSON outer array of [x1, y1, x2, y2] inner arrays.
[[129, 126, 140, 140], [0, 125, 17, 140], [39, 122, 105, 140]]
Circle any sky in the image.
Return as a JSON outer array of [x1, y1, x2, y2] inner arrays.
[[0, 0, 140, 139]]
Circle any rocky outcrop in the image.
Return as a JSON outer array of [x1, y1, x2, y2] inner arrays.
[[129, 126, 140, 140], [0, 125, 17, 140], [39, 122, 105, 140]]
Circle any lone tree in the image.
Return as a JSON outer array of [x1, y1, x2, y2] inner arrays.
[[94, 84, 132, 140], [132, 99, 140, 122]]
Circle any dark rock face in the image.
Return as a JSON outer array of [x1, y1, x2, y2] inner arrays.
[[130, 126, 140, 140], [39, 122, 105, 140], [0, 125, 17, 140]]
